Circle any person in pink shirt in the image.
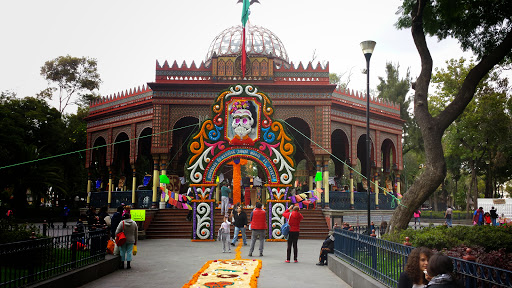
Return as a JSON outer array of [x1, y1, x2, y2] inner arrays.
[[414, 209, 421, 228], [282, 205, 304, 263]]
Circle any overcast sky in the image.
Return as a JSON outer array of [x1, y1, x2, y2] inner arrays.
[[0, 0, 475, 113]]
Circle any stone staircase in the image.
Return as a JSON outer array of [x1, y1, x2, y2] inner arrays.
[[146, 208, 329, 240]]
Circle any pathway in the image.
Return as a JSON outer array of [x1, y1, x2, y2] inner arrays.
[[80, 238, 351, 288]]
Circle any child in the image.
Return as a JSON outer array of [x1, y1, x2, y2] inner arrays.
[[484, 212, 492, 225], [499, 214, 508, 226], [219, 216, 231, 253]]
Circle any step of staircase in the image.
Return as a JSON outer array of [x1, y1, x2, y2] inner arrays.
[[146, 207, 329, 239]]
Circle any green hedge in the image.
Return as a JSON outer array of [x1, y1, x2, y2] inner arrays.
[[416, 210, 470, 220], [383, 225, 512, 252], [0, 219, 42, 244]]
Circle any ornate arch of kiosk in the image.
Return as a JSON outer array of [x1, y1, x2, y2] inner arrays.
[[185, 84, 296, 241]]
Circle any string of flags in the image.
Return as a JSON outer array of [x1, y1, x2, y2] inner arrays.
[[288, 191, 318, 209], [161, 186, 193, 210]]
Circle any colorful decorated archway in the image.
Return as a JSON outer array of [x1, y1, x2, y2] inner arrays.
[[185, 84, 296, 241]]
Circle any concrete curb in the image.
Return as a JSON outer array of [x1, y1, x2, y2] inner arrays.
[[328, 254, 385, 288], [28, 255, 120, 288]]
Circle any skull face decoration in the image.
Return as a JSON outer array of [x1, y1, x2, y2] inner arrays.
[[229, 100, 256, 145]]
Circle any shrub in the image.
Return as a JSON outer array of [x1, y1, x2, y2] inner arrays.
[[0, 218, 41, 244], [384, 225, 512, 253], [440, 246, 512, 271]]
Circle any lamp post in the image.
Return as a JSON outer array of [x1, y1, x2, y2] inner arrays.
[[361, 40, 376, 234]]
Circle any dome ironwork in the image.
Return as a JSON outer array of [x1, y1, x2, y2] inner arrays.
[[205, 25, 289, 65]]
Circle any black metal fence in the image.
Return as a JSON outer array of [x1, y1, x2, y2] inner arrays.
[[90, 190, 153, 209], [0, 228, 109, 288], [333, 228, 512, 287]]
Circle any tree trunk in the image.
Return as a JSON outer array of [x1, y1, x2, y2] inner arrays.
[[434, 190, 438, 211], [467, 159, 476, 212], [474, 170, 479, 208], [389, 0, 512, 233], [454, 179, 457, 208]]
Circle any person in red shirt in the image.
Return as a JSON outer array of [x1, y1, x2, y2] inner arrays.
[[282, 205, 304, 263], [248, 202, 267, 257]]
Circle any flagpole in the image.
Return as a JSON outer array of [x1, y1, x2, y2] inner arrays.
[[242, 25, 246, 78], [241, 0, 250, 79]]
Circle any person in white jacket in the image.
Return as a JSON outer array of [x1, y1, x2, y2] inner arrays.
[[115, 213, 138, 269], [218, 216, 231, 253]]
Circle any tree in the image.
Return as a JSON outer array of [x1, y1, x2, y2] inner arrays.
[[329, 70, 353, 90], [376, 62, 423, 155], [0, 92, 67, 209], [430, 58, 511, 212], [429, 58, 511, 211], [389, 0, 512, 232], [40, 55, 101, 114]]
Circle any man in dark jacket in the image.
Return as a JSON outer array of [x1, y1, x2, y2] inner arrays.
[[248, 202, 267, 257], [111, 205, 124, 238], [231, 205, 248, 246], [316, 231, 335, 266], [490, 207, 498, 226]]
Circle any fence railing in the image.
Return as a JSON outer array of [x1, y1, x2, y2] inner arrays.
[[333, 227, 512, 288], [90, 190, 153, 209], [0, 228, 109, 288], [329, 191, 396, 210]]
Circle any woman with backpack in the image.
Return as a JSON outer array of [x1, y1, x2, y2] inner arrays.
[[282, 205, 303, 263], [115, 213, 138, 269]]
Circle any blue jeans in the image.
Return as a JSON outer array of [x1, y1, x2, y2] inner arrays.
[[119, 243, 134, 262], [221, 196, 230, 216], [492, 218, 497, 226], [231, 226, 247, 245], [446, 217, 452, 227]]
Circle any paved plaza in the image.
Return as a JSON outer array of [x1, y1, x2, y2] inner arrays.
[[80, 238, 351, 288]]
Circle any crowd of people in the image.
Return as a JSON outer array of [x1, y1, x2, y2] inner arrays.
[[81, 204, 139, 270], [74, 191, 505, 281], [218, 201, 308, 263], [471, 206, 508, 226]]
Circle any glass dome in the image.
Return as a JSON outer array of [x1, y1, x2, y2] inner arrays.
[[205, 25, 289, 65]]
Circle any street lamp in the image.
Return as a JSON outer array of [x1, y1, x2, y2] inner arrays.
[[361, 40, 376, 234]]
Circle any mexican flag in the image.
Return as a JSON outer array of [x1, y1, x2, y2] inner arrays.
[[241, 0, 250, 78]]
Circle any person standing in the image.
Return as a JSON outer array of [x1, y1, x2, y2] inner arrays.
[[47, 207, 55, 229], [86, 206, 99, 229], [248, 202, 267, 257], [111, 205, 124, 239], [414, 209, 421, 228], [473, 207, 484, 225], [115, 213, 138, 269], [231, 205, 248, 246], [219, 216, 232, 253], [253, 176, 262, 203], [282, 205, 304, 263], [98, 206, 110, 226], [490, 207, 498, 226], [484, 212, 492, 225], [301, 181, 309, 193], [444, 206, 453, 227], [221, 182, 231, 217], [62, 205, 70, 228]]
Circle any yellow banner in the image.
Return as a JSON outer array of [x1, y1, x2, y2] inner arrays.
[[131, 209, 146, 221]]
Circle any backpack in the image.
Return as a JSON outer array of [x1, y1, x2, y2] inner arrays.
[[280, 212, 292, 237]]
